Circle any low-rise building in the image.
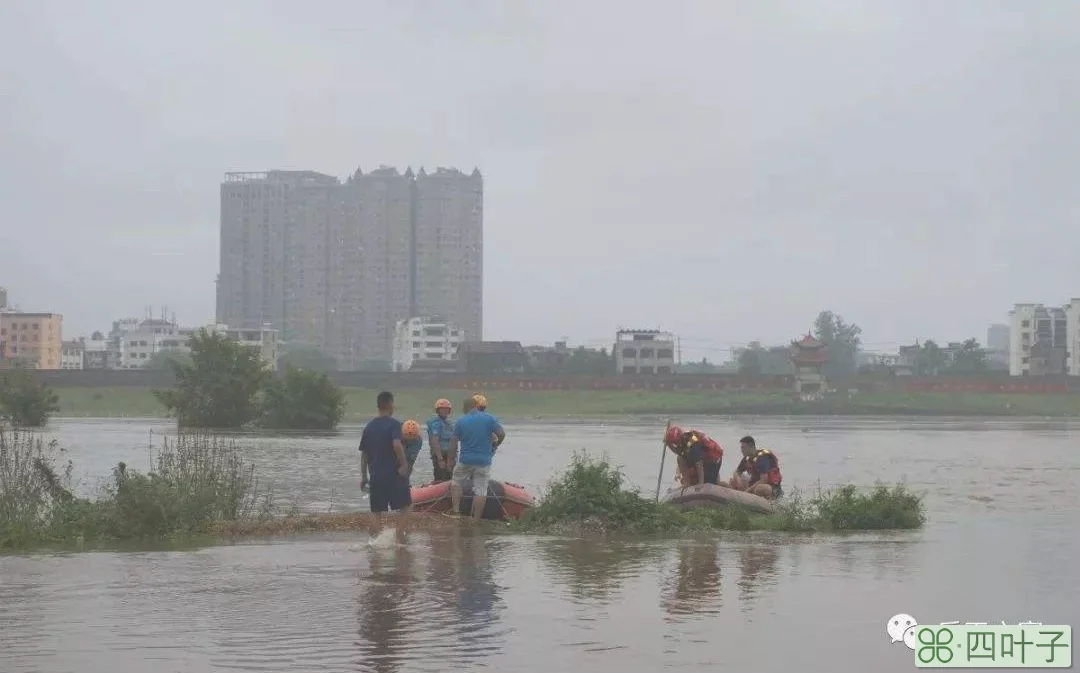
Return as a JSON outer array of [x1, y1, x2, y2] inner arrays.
[[458, 341, 528, 374], [101, 317, 278, 370], [614, 329, 676, 375], [1009, 303, 1069, 376], [391, 316, 463, 372], [1066, 299, 1080, 376], [214, 324, 279, 369], [83, 333, 109, 369], [61, 340, 85, 369], [0, 312, 63, 369]]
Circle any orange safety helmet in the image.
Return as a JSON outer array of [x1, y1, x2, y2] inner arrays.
[[471, 393, 488, 410], [434, 398, 452, 411], [664, 425, 684, 448], [402, 419, 422, 440]]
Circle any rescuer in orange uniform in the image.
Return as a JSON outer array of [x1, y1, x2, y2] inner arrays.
[[663, 425, 724, 486], [728, 435, 783, 499]]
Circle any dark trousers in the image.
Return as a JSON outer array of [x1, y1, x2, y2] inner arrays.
[[432, 453, 453, 482]]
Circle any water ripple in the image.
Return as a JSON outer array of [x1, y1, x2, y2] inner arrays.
[[2, 419, 1079, 672]]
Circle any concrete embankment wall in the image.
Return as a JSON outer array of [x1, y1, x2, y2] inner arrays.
[[25, 369, 1080, 395]]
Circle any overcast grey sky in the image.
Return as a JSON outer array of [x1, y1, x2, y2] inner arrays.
[[2, 0, 1077, 361]]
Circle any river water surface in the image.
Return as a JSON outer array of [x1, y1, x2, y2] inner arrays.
[[2, 416, 1079, 672]]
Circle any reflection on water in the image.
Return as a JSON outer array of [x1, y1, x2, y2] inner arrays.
[[2, 418, 1079, 673], [662, 541, 723, 619], [356, 528, 507, 673], [537, 538, 666, 604], [357, 538, 417, 673], [735, 544, 780, 606]]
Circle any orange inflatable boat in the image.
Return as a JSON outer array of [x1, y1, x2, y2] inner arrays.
[[410, 479, 535, 520]]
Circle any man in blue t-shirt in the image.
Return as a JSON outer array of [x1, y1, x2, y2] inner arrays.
[[448, 394, 506, 519], [359, 391, 411, 513], [427, 398, 456, 482]]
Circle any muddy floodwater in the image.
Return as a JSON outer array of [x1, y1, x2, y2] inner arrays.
[[2, 416, 1079, 672]]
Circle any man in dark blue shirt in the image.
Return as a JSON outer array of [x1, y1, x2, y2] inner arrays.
[[359, 391, 411, 513]]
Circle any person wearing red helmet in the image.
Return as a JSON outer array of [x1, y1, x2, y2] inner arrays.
[[663, 425, 724, 486]]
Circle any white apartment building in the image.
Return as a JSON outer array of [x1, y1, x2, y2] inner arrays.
[[214, 324, 279, 369], [83, 336, 108, 369], [391, 316, 463, 371], [1008, 303, 1068, 376], [60, 340, 85, 369], [104, 318, 278, 370], [1067, 298, 1080, 376], [614, 329, 677, 374]]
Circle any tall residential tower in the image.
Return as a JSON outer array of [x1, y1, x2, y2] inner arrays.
[[216, 166, 483, 368]]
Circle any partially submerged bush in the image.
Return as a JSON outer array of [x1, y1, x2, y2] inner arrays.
[[0, 428, 74, 547], [0, 428, 271, 549], [813, 483, 925, 530], [0, 368, 60, 427], [511, 452, 926, 535]]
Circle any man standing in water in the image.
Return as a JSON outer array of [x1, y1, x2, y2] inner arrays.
[[449, 394, 506, 519], [427, 398, 456, 482], [359, 391, 411, 513]]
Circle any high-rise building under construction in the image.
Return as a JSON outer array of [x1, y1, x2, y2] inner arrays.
[[216, 166, 482, 369]]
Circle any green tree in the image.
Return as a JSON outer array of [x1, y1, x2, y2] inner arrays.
[[0, 368, 60, 427], [813, 310, 862, 378], [561, 347, 615, 376], [145, 350, 193, 371], [913, 340, 948, 375], [278, 344, 337, 372], [259, 365, 346, 431], [153, 329, 270, 429], [946, 338, 988, 374], [677, 357, 718, 374], [737, 342, 764, 375]]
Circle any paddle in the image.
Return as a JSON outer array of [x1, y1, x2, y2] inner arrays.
[[654, 419, 672, 502]]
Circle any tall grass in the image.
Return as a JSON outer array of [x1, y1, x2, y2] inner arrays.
[[0, 428, 75, 546], [510, 452, 926, 535], [0, 428, 271, 550]]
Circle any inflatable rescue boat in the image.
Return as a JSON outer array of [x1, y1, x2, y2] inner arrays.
[[661, 482, 776, 515], [410, 480, 535, 521]]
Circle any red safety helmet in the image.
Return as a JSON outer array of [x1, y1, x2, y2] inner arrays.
[[664, 425, 683, 447]]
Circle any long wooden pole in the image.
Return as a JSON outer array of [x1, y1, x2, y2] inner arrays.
[[654, 419, 672, 502]]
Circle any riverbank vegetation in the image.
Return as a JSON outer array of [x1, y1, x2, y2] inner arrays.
[[1, 427, 925, 551], [0, 367, 60, 427], [509, 452, 926, 535], [51, 384, 1080, 420], [0, 427, 272, 550], [153, 329, 345, 431]]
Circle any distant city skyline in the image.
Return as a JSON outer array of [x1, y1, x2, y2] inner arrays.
[[215, 166, 482, 368], [4, 2, 1079, 363]]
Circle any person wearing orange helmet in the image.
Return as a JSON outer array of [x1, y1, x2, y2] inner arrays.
[[402, 419, 424, 479], [449, 393, 506, 519], [427, 398, 456, 482], [663, 425, 724, 487]]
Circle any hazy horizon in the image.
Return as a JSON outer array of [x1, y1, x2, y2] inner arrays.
[[3, 1, 1078, 362]]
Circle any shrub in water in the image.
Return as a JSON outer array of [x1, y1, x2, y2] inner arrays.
[[812, 483, 925, 530], [103, 431, 269, 538], [0, 428, 271, 549], [0, 428, 74, 548], [516, 451, 681, 534]]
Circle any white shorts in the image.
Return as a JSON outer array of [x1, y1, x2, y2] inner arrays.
[[452, 463, 490, 496]]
